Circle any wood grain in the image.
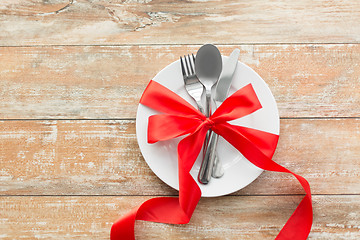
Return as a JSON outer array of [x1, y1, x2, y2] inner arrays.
[[1, 0, 360, 46], [1, 1, 359, 238], [0, 44, 359, 119], [1, 119, 359, 196], [1, 195, 359, 239]]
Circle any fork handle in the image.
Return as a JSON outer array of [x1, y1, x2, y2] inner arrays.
[[195, 101, 205, 115]]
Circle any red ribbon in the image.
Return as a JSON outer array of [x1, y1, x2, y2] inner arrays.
[[111, 80, 313, 240]]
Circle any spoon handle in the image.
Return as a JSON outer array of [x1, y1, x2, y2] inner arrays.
[[198, 87, 213, 184], [204, 88, 212, 117], [198, 130, 217, 184]]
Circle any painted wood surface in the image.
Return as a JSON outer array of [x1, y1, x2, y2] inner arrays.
[[0, 0, 360, 45], [1, 195, 359, 240], [0, 44, 359, 119], [1, 0, 359, 239], [1, 119, 359, 196]]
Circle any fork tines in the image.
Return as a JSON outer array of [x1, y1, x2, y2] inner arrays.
[[180, 54, 196, 77]]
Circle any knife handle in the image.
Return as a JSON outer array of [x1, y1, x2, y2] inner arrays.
[[198, 130, 219, 184]]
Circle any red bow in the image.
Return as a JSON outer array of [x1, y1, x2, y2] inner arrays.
[[111, 80, 312, 240]]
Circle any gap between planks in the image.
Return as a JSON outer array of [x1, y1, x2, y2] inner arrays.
[[1, 42, 360, 48], [1, 193, 360, 197]]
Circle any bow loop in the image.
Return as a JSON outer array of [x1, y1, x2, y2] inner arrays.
[[211, 84, 262, 122], [148, 114, 203, 143], [140, 81, 205, 118]]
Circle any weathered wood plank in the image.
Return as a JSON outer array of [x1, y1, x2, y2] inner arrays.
[[1, 119, 359, 196], [0, 0, 360, 45], [0, 44, 359, 119], [0, 195, 359, 239]]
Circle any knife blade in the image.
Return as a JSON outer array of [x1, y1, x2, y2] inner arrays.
[[198, 48, 240, 184], [215, 48, 240, 103]]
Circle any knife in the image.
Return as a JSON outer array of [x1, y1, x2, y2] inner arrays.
[[198, 48, 240, 184]]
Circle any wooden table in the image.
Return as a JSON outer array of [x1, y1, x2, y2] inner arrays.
[[1, 1, 359, 239]]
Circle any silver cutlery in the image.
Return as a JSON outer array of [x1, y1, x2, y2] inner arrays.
[[203, 48, 241, 182], [180, 53, 224, 180], [180, 54, 205, 114], [195, 44, 223, 184]]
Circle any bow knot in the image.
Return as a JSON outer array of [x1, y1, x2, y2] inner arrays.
[[202, 117, 215, 129]]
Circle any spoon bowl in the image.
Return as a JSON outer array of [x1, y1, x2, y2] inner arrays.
[[195, 44, 223, 91]]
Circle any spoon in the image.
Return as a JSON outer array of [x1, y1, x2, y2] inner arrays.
[[195, 44, 222, 184]]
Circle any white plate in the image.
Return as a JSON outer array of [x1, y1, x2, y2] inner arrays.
[[136, 57, 280, 197]]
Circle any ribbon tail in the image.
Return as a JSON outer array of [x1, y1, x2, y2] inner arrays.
[[110, 197, 191, 240], [215, 123, 313, 240], [177, 125, 208, 215], [275, 194, 313, 240], [110, 206, 138, 240], [227, 125, 279, 158], [110, 125, 208, 240]]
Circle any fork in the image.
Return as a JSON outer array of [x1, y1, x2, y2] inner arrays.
[[180, 54, 205, 114], [180, 54, 223, 179]]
